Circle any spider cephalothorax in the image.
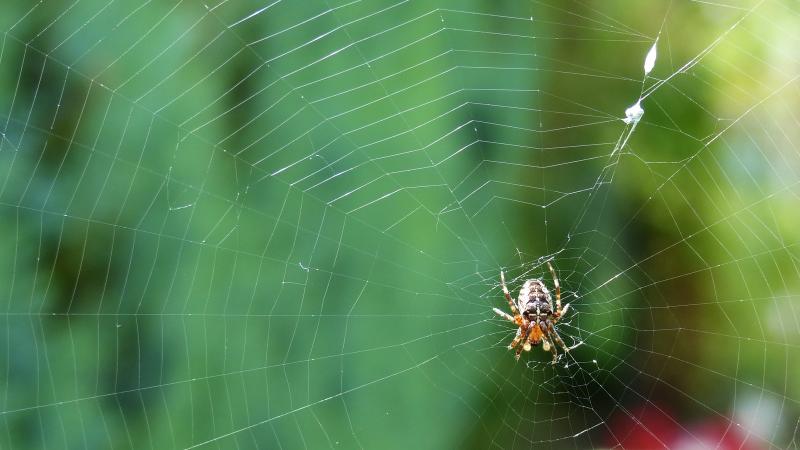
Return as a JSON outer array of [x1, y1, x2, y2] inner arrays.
[[493, 262, 571, 363]]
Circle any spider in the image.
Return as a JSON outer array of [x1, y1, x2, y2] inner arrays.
[[493, 262, 571, 363]]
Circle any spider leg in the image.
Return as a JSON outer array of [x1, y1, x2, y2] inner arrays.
[[546, 320, 569, 354], [560, 303, 570, 319], [508, 327, 523, 350], [537, 324, 559, 364], [513, 324, 532, 360], [523, 326, 534, 352], [493, 307, 515, 323], [547, 262, 561, 316], [500, 270, 519, 314], [542, 335, 558, 363]]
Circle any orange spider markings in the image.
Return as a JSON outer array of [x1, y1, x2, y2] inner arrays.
[[528, 323, 543, 344]]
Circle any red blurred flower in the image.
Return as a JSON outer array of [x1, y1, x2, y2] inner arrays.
[[607, 403, 764, 450]]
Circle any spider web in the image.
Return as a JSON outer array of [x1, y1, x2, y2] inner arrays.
[[1, 0, 799, 449]]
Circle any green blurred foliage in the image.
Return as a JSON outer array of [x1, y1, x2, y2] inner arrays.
[[1, 1, 798, 449]]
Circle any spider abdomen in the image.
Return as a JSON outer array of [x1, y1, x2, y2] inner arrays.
[[518, 279, 553, 317]]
